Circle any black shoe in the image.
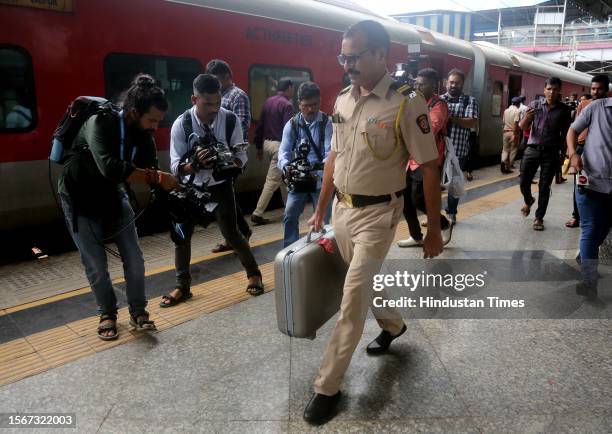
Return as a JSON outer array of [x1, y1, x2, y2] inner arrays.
[[366, 324, 407, 355], [303, 392, 341, 425], [576, 281, 598, 298], [250, 215, 270, 226]]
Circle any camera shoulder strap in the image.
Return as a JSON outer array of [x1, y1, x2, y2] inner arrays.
[[298, 114, 324, 162]]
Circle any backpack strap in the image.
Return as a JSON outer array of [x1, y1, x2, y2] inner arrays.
[[225, 111, 236, 144], [182, 108, 193, 140], [318, 112, 328, 151]]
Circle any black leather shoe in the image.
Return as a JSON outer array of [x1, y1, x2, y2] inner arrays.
[[303, 391, 341, 425], [366, 324, 407, 355], [250, 215, 270, 225]]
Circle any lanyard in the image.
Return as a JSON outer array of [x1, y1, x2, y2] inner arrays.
[[118, 110, 136, 162]]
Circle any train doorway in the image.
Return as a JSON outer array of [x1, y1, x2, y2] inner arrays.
[[508, 74, 522, 106]]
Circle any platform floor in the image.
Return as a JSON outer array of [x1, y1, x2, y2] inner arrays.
[[0, 166, 610, 433]]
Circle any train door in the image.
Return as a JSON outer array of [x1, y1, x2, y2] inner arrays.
[[508, 74, 522, 107]]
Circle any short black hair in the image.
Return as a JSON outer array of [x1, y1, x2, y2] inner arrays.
[[297, 81, 320, 101], [545, 77, 562, 88], [417, 68, 439, 83], [277, 78, 293, 92], [592, 74, 610, 89], [206, 59, 232, 78], [447, 68, 465, 82], [343, 20, 390, 56], [582, 93, 592, 100], [121, 73, 168, 114], [193, 74, 221, 95]]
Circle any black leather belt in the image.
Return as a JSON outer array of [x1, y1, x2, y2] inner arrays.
[[336, 190, 403, 208]]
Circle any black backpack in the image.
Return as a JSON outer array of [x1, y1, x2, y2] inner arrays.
[[289, 112, 328, 162], [181, 108, 237, 145], [50, 96, 119, 164]]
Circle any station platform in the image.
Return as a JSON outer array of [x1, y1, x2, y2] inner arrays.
[[0, 165, 610, 433]]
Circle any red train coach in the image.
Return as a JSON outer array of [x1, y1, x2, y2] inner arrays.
[[0, 0, 593, 232]]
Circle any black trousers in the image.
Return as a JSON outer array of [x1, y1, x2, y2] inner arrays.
[[519, 146, 559, 221], [172, 181, 260, 291], [403, 168, 450, 241]]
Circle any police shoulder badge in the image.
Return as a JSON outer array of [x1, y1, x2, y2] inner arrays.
[[416, 114, 431, 134]]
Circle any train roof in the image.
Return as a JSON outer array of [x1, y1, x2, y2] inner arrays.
[[167, 0, 590, 86], [473, 41, 592, 86]]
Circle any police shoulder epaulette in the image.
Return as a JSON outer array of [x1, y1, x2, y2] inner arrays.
[[338, 85, 351, 95], [391, 82, 416, 98]]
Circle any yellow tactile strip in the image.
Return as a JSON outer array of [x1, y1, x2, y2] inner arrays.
[[0, 263, 273, 386], [0, 185, 522, 387]]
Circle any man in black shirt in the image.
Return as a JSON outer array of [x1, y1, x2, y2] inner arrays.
[[519, 77, 571, 231]]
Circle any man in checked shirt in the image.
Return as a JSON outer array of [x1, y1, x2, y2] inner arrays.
[[440, 68, 479, 224], [206, 59, 253, 253]]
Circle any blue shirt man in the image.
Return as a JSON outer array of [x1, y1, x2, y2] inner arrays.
[[277, 81, 333, 246]]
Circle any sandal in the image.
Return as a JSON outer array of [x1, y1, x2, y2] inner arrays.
[[212, 242, 233, 253], [246, 277, 264, 296], [159, 289, 193, 308], [533, 219, 544, 231], [565, 218, 579, 228], [97, 313, 118, 341], [521, 197, 536, 217], [129, 312, 156, 331]]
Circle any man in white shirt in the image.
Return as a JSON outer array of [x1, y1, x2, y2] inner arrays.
[[162, 74, 264, 307]]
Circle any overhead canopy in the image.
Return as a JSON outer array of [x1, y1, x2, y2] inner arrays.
[[575, 0, 612, 19]]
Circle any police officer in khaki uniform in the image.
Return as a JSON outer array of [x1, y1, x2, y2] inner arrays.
[[304, 20, 444, 425]]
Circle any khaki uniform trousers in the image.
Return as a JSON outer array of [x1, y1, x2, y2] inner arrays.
[[314, 195, 405, 396], [253, 140, 288, 217], [501, 131, 518, 168]]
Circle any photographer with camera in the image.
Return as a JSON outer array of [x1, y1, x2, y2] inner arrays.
[[278, 81, 332, 247], [58, 74, 178, 340], [163, 74, 264, 305]]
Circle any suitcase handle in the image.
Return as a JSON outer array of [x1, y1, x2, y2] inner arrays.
[[306, 226, 327, 243]]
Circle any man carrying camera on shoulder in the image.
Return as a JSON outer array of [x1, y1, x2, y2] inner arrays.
[[278, 81, 333, 247], [162, 74, 264, 306]]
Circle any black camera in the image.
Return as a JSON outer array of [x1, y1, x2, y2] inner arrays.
[[189, 130, 244, 182], [155, 183, 215, 228], [282, 139, 320, 193]]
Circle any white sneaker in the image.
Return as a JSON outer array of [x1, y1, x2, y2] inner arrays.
[[442, 225, 453, 246], [397, 237, 424, 247]]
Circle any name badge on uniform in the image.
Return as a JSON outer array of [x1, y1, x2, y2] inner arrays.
[[331, 113, 344, 123]]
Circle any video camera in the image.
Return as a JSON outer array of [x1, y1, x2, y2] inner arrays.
[[188, 130, 247, 182], [282, 139, 322, 193]]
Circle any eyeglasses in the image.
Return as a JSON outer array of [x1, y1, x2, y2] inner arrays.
[[337, 48, 369, 66]]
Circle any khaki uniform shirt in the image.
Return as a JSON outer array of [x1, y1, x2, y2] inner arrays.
[[332, 74, 438, 196], [502, 105, 519, 132]]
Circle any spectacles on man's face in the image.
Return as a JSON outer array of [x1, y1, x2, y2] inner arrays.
[[337, 48, 369, 66]]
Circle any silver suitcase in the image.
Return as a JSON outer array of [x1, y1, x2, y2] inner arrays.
[[275, 226, 347, 339]]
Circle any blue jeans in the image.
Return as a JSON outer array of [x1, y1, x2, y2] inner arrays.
[[445, 155, 468, 216], [61, 193, 146, 316], [283, 189, 332, 247], [576, 188, 612, 285]]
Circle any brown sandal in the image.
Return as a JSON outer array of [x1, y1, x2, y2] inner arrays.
[[97, 314, 118, 341]]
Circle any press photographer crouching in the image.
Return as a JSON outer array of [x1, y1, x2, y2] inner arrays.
[[58, 74, 178, 340], [278, 81, 333, 247], [162, 74, 264, 306]]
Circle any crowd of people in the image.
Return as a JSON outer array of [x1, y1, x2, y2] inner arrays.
[[56, 18, 610, 426]]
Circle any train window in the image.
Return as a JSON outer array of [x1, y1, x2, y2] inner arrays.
[[104, 53, 203, 128], [491, 81, 503, 117], [249, 65, 312, 121], [0, 46, 36, 132]]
